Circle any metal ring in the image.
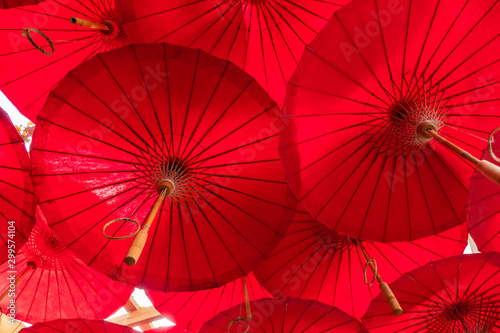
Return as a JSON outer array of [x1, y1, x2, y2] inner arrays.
[[102, 218, 141, 240], [488, 127, 500, 163], [228, 318, 250, 333], [364, 257, 378, 286], [22, 27, 55, 56]]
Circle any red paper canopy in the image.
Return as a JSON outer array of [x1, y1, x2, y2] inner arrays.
[[280, 0, 500, 242], [116, 0, 350, 106], [21, 319, 143, 332], [254, 208, 467, 319], [0, 109, 36, 265], [147, 273, 271, 332], [362, 253, 500, 332], [0, 207, 134, 322], [0, 0, 129, 122], [467, 130, 500, 252], [199, 297, 368, 332], [31, 43, 296, 291]]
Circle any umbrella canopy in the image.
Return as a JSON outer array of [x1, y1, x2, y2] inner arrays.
[[0, 0, 44, 8], [362, 253, 500, 332], [0, 0, 129, 122], [253, 208, 468, 319], [20, 319, 139, 332], [199, 297, 368, 332], [0, 108, 36, 265], [467, 130, 500, 252], [31, 43, 296, 291], [116, 0, 350, 106], [147, 273, 271, 332], [280, 0, 500, 242], [0, 207, 134, 322]]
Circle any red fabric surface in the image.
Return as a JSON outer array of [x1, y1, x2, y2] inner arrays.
[[253, 208, 467, 319], [467, 131, 500, 252], [0, 109, 36, 265], [31, 43, 296, 291], [280, 0, 500, 242], [21, 319, 141, 332], [147, 273, 271, 332], [117, 0, 349, 107], [0, 0, 44, 8], [0, 207, 134, 322], [199, 297, 368, 332], [362, 253, 500, 332], [0, 0, 129, 122]]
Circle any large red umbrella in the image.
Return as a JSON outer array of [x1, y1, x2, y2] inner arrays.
[[147, 273, 271, 332], [199, 297, 368, 332], [0, 207, 134, 322], [253, 208, 467, 319], [0, 0, 44, 8], [116, 0, 350, 106], [467, 129, 500, 252], [31, 43, 296, 291], [20, 319, 142, 332], [362, 253, 500, 332], [0, 0, 129, 122], [280, 0, 500, 242], [0, 108, 36, 265]]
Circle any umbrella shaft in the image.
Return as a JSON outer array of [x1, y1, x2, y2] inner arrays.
[[358, 243, 383, 283], [70, 17, 109, 31], [426, 129, 479, 165]]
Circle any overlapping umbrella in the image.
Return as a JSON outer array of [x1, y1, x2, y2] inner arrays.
[[254, 208, 467, 319], [31, 43, 296, 291], [199, 297, 368, 332], [0, 0, 129, 122], [467, 129, 500, 252], [0, 207, 134, 322], [280, 0, 500, 242], [0, 108, 36, 265], [362, 253, 500, 332], [0, 0, 44, 8], [147, 273, 271, 332], [116, 0, 350, 106], [20, 318, 154, 332]]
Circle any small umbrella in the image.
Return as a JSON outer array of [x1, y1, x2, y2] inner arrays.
[[147, 273, 271, 332], [254, 208, 467, 319], [116, 0, 350, 106], [0, 0, 129, 122], [199, 297, 368, 332], [362, 252, 500, 332], [0, 108, 36, 265], [20, 319, 141, 332], [0, 207, 134, 322], [0, 0, 44, 9], [31, 43, 296, 291], [467, 129, 500, 252], [280, 0, 500, 242]]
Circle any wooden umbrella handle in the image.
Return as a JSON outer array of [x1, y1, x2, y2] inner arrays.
[[124, 194, 166, 266], [70, 17, 109, 31], [0, 266, 34, 302]]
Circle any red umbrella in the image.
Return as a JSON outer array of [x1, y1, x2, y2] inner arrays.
[[116, 0, 350, 106], [147, 273, 271, 332], [467, 129, 500, 252], [253, 208, 467, 319], [0, 0, 44, 9], [199, 297, 368, 332], [31, 43, 296, 291], [362, 252, 500, 332], [0, 207, 134, 322], [280, 0, 500, 242], [0, 108, 36, 265], [20, 319, 140, 332], [0, 0, 129, 122]]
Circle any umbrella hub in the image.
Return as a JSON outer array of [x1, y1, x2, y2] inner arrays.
[[96, 7, 128, 44], [23, 226, 72, 270], [385, 98, 444, 153], [317, 229, 356, 251], [440, 300, 499, 332]]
